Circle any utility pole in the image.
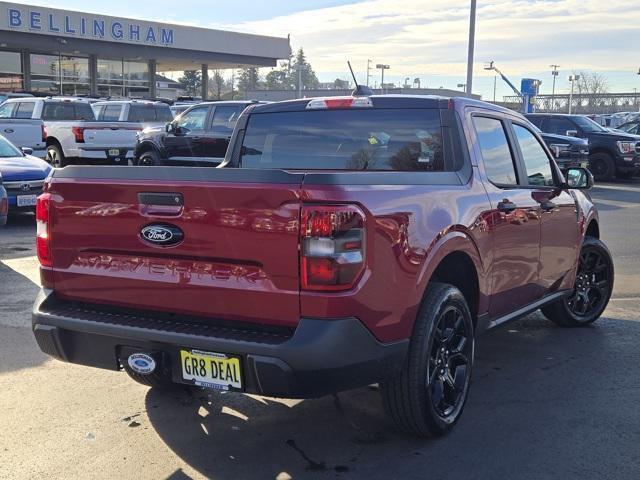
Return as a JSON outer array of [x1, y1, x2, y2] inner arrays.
[[297, 62, 302, 98], [550, 64, 560, 111], [465, 0, 477, 96], [366, 59, 372, 87], [568, 74, 580, 114]]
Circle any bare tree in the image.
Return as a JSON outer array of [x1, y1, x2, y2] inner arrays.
[[572, 71, 610, 113], [209, 69, 226, 100]]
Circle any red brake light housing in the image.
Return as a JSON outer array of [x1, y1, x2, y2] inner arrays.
[[71, 126, 85, 143], [300, 204, 366, 291], [42, 124, 47, 142], [36, 193, 52, 267]]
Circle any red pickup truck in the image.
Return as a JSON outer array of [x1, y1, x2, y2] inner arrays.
[[32, 95, 613, 437]]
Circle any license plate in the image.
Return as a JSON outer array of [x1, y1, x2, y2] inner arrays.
[[108, 149, 120, 156], [17, 194, 37, 207], [180, 349, 242, 390]]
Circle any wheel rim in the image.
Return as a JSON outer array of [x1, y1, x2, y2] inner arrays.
[[566, 247, 611, 318], [426, 306, 472, 419], [47, 148, 59, 167], [590, 158, 608, 179], [140, 154, 154, 166]]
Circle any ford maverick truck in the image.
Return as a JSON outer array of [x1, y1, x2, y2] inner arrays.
[[32, 95, 613, 437]]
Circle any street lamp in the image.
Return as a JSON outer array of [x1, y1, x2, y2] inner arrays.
[[376, 64, 390, 94], [404, 77, 410, 88], [466, 0, 477, 95], [457, 83, 467, 91], [568, 74, 580, 114], [366, 59, 373, 87], [550, 65, 560, 111]]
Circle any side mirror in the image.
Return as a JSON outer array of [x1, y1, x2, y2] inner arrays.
[[565, 130, 578, 137], [21, 147, 33, 156], [565, 167, 593, 189], [165, 122, 174, 133]]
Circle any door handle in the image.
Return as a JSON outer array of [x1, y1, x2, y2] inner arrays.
[[4, 128, 13, 133], [540, 200, 556, 212], [497, 200, 517, 213]]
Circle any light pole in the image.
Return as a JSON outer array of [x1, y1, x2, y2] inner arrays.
[[465, 0, 477, 95], [550, 64, 560, 111], [568, 74, 580, 114], [457, 83, 467, 92], [404, 77, 410, 88], [366, 59, 372, 87], [376, 64, 390, 93], [493, 75, 497, 102]]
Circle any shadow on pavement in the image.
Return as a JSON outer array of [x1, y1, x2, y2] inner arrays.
[[0, 324, 49, 374], [146, 313, 640, 480]]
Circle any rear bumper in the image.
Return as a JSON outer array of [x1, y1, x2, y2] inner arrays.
[[32, 290, 408, 398]]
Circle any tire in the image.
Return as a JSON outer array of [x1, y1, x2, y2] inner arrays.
[[381, 282, 474, 437], [588, 153, 615, 181], [46, 143, 66, 168], [137, 150, 162, 166], [541, 236, 614, 327]]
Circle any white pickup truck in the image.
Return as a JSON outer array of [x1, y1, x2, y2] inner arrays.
[[0, 97, 167, 167], [0, 100, 46, 157]]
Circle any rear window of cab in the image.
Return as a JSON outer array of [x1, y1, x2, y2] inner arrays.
[[240, 108, 459, 172]]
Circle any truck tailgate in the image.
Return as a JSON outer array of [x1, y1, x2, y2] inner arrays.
[[46, 167, 303, 328], [83, 123, 140, 148], [0, 119, 45, 150]]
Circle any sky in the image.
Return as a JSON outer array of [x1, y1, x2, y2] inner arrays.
[[13, 0, 640, 100]]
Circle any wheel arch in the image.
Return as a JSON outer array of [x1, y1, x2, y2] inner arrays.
[[417, 230, 489, 324]]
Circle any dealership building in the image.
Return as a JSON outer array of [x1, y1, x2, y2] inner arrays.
[[0, 2, 290, 99]]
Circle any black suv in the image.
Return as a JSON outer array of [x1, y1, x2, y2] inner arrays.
[[526, 113, 640, 180], [134, 101, 263, 166]]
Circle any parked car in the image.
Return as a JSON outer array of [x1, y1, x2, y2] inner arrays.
[[616, 120, 640, 136], [0, 134, 51, 213], [0, 96, 147, 167], [534, 126, 590, 171], [0, 100, 46, 157], [32, 95, 612, 438], [169, 104, 191, 118], [0, 173, 7, 226], [134, 101, 263, 166], [92, 100, 173, 125], [526, 113, 640, 180]]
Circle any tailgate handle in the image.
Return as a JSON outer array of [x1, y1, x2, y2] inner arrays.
[[138, 192, 183, 217], [139, 192, 183, 206]]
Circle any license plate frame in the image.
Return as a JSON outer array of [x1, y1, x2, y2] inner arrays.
[[179, 348, 243, 391], [108, 148, 120, 156], [16, 194, 37, 207]]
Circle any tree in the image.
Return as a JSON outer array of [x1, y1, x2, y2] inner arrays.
[[237, 67, 261, 94], [287, 48, 319, 91], [178, 70, 201, 96], [333, 78, 350, 89], [572, 71, 609, 113], [265, 69, 288, 90], [209, 69, 225, 100]]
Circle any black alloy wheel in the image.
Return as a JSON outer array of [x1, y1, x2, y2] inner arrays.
[[428, 305, 472, 418], [541, 236, 614, 327]]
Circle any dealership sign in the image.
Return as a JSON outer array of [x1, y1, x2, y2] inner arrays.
[[4, 4, 174, 46]]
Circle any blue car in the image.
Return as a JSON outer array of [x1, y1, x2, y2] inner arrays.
[[0, 134, 52, 215]]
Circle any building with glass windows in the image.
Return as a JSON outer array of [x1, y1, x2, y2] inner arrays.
[[0, 2, 290, 99]]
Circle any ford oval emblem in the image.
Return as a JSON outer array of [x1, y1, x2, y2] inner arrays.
[[140, 224, 184, 246], [127, 353, 156, 375]]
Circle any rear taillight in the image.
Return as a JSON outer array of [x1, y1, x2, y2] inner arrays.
[[36, 193, 52, 267], [0, 195, 7, 216], [42, 124, 47, 142], [300, 204, 366, 291], [71, 126, 85, 143], [306, 97, 373, 110]]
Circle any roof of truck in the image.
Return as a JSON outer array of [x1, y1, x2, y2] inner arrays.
[[248, 94, 516, 116]]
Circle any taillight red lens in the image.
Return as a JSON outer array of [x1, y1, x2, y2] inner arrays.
[[300, 204, 366, 291], [42, 124, 47, 142], [71, 126, 85, 143], [0, 195, 7, 216], [36, 193, 52, 267]]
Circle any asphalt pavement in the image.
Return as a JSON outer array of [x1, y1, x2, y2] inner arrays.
[[1, 179, 639, 480]]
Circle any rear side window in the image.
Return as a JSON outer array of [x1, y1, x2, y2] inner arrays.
[[42, 102, 95, 120], [0, 102, 16, 118], [526, 116, 544, 128], [15, 102, 35, 119], [155, 105, 173, 122], [128, 104, 173, 122], [473, 116, 518, 185], [210, 106, 242, 135], [240, 109, 447, 171]]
